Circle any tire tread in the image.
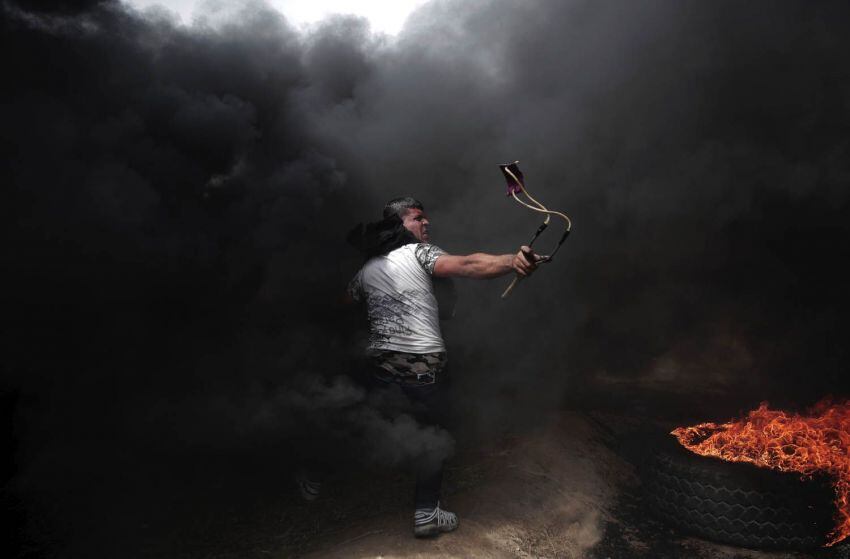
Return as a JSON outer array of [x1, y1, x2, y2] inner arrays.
[[643, 438, 834, 550]]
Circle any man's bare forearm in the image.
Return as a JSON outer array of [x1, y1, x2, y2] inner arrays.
[[433, 246, 540, 279], [449, 253, 514, 279]]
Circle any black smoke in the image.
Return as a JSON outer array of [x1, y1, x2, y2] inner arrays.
[[3, 0, 850, 554]]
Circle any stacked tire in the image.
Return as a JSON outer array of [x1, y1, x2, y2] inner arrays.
[[643, 436, 835, 550]]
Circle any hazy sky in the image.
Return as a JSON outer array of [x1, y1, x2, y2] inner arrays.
[[123, 0, 429, 34]]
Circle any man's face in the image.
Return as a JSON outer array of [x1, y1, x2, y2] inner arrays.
[[401, 208, 430, 242]]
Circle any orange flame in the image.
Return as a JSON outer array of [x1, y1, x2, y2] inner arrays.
[[671, 399, 850, 546]]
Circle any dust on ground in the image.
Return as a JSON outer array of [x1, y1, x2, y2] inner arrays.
[[10, 408, 844, 559], [292, 410, 827, 559], [304, 412, 623, 559]]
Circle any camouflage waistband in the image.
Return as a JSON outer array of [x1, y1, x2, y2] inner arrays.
[[367, 350, 448, 386]]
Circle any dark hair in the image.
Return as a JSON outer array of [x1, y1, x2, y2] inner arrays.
[[346, 213, 418, 258], [382, 197, 423, 219]]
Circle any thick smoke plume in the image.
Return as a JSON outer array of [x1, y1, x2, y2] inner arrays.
[[3, 0, 850, 551]]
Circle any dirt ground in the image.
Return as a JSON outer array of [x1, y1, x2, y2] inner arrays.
[[302, 412, 620, 559], [293, 411, 841, 559], [9, 403, 850, 558]]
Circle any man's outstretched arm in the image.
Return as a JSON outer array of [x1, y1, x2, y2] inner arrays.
[[433, 246, 540, 279]]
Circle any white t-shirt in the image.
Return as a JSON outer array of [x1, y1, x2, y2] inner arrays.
[[348, 243, 447, 354]]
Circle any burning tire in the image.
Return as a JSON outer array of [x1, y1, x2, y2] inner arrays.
[[643, 437, 835, 550]]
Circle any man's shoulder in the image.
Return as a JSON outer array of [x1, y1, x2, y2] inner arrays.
[[369, 243, 447, 275], [385, 243, 425, 261], [413, 243, 446, 275]]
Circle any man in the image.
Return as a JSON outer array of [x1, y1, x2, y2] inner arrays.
[[347, 197, 540, 537]]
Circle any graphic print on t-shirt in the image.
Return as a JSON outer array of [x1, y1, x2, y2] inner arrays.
[[349, 243, 447, 354]]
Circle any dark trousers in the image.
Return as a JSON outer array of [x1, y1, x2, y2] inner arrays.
[[367, 369, 451, 510]]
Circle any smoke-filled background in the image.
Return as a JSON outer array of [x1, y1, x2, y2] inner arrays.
[[3, 0, 850, 555]]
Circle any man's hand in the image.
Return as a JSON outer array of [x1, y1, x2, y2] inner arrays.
[[511, 245, 542, 277]]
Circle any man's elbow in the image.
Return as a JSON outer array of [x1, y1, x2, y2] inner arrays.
[[434, 259, 460, 278]]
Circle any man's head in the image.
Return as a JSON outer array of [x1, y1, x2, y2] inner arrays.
[[383, 197, 430, 242]]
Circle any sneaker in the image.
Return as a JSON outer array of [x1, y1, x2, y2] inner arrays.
[[295, 471, 321, 502], [413, 502, 458, 537]]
